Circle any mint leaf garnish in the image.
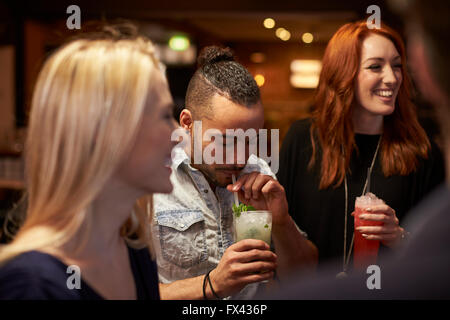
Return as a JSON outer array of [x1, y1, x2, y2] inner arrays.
[[232, 204, 241, 218], [232, 203, 256, 218]]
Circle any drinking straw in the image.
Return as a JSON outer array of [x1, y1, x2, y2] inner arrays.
[[365, 167, 371, 195], [232, 174, 239, 206]]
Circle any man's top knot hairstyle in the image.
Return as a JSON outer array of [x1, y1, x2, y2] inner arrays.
[[197, 46, 234, 66], [185, 46, 260, 119]]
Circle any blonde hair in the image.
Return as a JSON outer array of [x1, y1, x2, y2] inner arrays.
[[0, 34, 160, 264]]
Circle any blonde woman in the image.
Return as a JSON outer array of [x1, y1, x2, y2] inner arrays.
[[0, 29, 176, 299]]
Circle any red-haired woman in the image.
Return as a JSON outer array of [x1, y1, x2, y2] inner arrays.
[[277, 21, 445, 275]]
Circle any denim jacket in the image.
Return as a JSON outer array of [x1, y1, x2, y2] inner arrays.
[[152, 147, 276, 299]]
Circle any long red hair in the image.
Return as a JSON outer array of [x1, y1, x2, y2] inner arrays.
[[309, 21, 430, 189]]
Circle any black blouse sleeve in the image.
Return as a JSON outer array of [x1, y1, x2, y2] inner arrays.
[[277, 119, 314, 219], [278, 120, 302, 208], [277, 126, 294, 204]]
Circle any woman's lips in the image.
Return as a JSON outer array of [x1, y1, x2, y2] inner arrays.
[[373, 89, 395, 102]]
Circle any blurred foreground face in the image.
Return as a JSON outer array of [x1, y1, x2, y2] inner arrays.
[[355, 34, 403, 117], [117, 70, 176, 194], [191, 94, 264, 188]]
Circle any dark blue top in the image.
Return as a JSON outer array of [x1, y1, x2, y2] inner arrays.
[[0, 246, 160, 300]]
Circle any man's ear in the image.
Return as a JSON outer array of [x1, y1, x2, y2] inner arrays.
[[179, 109, 193, 130]]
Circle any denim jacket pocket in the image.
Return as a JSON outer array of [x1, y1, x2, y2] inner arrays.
[[156, 209, 208, 269]]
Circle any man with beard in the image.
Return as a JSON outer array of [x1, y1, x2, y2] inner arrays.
[[152, 46, 318, 300]]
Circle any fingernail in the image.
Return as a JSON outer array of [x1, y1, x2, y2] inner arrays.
[[233, 185, 239, 191], [366, 208, 372, 212]]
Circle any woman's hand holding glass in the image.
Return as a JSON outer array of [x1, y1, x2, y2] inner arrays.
[[353, 204, 405, 247]]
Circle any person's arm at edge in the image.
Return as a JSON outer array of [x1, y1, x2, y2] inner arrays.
[[159, 275, 214, 300], [159, 239, 277, 299], [271, 214, 318, 281]]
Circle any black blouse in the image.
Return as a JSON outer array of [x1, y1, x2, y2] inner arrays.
[[0, 245, 160, 300], [277, 118, 445, 272]]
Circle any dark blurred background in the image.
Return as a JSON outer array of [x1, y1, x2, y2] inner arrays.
[[0, 0, 443, 239]]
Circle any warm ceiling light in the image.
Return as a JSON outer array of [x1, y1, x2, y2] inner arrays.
[[290, 59, 322, 73], [290, 74, 319, 88], [254, 74, 265, 87], [290, 59, 322, 88], [276, 28, 290, 41], [263, 18, 275, 29], [302, 32, 314, 44], [250, 52, 266, 63], [275, 27, 285, 38], [280, 30, 291, 41]]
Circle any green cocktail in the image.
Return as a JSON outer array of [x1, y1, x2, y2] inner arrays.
[[233, 204, 272, 246]]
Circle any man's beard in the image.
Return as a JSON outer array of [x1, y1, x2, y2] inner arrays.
[[195, 164, 243, 188]]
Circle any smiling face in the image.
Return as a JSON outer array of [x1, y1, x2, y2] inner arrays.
[[189, 94, 264, 188], [354, 34, 403, 119]]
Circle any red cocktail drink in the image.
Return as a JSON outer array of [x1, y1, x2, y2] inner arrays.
[[353, 193, 384, 271]]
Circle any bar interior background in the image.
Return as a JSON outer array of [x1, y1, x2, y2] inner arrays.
[[0, 0, 441, 240]]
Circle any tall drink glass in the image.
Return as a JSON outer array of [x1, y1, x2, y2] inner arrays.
[[234, 210, 272, 246], [353, 193, 384, 271]]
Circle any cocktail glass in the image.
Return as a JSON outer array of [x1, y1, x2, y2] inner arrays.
[[353, 192, 385, 271]]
